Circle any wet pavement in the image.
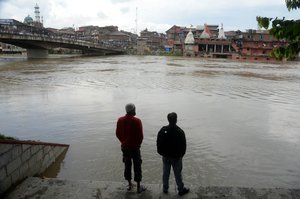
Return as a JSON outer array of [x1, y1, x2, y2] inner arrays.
[[4, 177, 300, 199]]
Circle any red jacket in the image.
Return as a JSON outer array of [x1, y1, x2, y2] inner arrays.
[[116, 114, 143, 149]]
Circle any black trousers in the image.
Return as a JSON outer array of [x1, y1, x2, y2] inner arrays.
[[122, 148, 142, 182]]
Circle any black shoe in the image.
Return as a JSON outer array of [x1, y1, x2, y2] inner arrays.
[[178, 187, 189, 196], [137, 185, 146, 193], [163, 190, 168, 194]]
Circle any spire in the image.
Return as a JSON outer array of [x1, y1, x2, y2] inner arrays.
[[218, 23, 226, 39], [184, 25, 195, 44], [200, 23, 213, 39]]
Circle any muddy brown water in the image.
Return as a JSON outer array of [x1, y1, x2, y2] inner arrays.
[[1, 55, 300, 188]]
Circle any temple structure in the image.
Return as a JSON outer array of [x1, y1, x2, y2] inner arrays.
[[197, 23, 232, 58], [218, 23, 226, 39], [184, 28, 195, 56], [200, 24, 213, 39]]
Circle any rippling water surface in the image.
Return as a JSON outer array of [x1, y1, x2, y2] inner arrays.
[[1, 55, 300, 188]]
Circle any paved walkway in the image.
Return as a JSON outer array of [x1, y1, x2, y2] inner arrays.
[[4, 177, 300, 199]]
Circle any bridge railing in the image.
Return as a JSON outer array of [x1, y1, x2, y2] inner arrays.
[[0, 26, 127, 51]]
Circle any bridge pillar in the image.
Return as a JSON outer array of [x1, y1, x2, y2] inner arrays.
[[27, 49, 49, 59]]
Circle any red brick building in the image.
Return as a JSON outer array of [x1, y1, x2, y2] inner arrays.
[[166, 24, 219, 54], [232, 29, 288, 61], [137, 28, 166, 54]]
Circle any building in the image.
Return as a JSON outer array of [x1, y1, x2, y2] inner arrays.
[[0, 42, 26, 54], [232, 29, 288, 61], [120, 30, 138, 46], [179, 23, 233, 58], [23, 3, 43, 28], [77, 25, 118, 38], [195, 24, 233, 58], [76, 26, 131, 42], [97, 31, 130, 42], [137, 28, 166, 54], [166, 24, 219, 54], [24, 15, 34, 25], [165, 25, 186, 54], [0, 3, 44, 54], [136, 38, 149, 55], [173, 22, 287, 62], [98, 31, 131, 49]]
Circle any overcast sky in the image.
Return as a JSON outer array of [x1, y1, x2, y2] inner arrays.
[[0, 0, 298, 33]]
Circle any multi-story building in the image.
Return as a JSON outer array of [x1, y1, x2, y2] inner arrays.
[[97, 31, 129, 42], [165, 25, 186, 53], [137, 28, 166, 54], [195, 24, 233, 58], [166, 24, 219, 54], [0, 42, 25, 54], [76, 25, 134, 49], [232, 29, 288, 61], [169, 23, 287, 62], [120, 30, 138, 46]]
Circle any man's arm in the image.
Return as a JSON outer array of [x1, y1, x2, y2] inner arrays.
[[136, 118, 143, 145], [116, 118, 123, 142], [179, 128, 186, 157], [157, 127, 167, 156]]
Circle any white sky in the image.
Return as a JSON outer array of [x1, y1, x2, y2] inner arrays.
[[0, 0, 298, 33]]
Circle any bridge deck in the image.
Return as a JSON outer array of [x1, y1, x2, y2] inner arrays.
[[0, 31, 125, 55]]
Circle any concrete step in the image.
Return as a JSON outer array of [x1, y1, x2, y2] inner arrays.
[[4, 177, 300, 199]]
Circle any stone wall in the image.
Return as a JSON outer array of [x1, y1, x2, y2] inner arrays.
[[0, 140, 69, 195]]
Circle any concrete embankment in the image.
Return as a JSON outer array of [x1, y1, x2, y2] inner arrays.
[[4, 177, 300, 199], [0, 140, 69, 195]]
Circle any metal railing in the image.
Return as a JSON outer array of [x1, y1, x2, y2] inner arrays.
[[0, 26, 127, 51]]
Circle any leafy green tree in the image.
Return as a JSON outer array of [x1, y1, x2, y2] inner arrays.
[[257, 0, 300, 60], [0, 133, 17, 140]]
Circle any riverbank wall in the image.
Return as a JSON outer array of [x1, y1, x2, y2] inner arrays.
[[0, 140, 69, 195]]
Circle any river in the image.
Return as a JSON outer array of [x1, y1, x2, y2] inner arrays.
[[0, 55, 300, 188]]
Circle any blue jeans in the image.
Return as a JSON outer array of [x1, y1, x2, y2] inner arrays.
[[162, 157, 184, 192]]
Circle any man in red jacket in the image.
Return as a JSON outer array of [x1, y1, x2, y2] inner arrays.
[[116, 103, 146, 193]]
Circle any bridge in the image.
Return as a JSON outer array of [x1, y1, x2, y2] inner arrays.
[[0, 19, 126, 58]]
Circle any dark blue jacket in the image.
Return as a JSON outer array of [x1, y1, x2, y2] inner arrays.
[[156, 124, 186, 158]]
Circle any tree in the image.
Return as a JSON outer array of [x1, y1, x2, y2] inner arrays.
[[257, 0, 300, 60]]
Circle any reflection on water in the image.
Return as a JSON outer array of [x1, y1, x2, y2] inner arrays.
[[42, 148, 68, 178], [0, 55, 300, 188]]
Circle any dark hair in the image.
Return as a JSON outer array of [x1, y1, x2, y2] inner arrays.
[[167, 112, 177, 124], [125, 103, 135, 113]]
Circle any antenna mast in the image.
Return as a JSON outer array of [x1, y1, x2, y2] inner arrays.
[[135, 7, 138, 34]]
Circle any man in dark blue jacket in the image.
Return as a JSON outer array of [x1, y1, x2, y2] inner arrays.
[[156, 112, 189, 196]]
